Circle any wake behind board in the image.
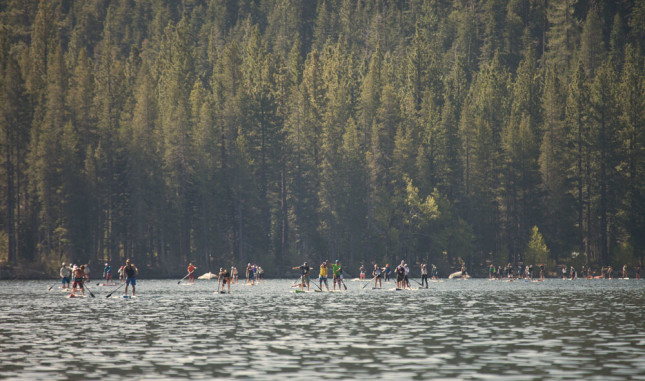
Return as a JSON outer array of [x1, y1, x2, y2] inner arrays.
[[67, 294, 87, 298]]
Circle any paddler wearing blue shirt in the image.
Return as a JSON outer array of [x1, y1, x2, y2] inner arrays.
[[102, 263, 113, 285]]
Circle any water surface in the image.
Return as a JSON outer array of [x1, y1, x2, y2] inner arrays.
[[1, 278, 644, 380]]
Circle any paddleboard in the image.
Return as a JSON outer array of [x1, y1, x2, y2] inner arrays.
[[98, 284, 117, 287], [122, 295, 137, 299], [67, 294, 86, 298], [294, 289, 313, 293], [448, 271, 463, 279], [619, 278, 630, 280]]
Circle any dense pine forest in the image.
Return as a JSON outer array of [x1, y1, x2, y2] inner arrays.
[[0, 0, 644, 277]]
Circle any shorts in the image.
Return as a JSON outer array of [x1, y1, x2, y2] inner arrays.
[[126, 278, 136, 286], [62, 277, 70, 284], [72, 281, 83, 288], [319, 276, 327, 283], [301, 275, 310, 284]]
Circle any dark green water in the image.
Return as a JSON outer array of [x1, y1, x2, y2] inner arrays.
[[1, 278, 644, 380]]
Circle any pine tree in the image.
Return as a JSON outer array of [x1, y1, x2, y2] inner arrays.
[[618, 44, 645, 266], [589, 62, 620, 266], [0, 39, 31, 263], [545, 0, 578, 74], [566, 62, 591, 264], [579, 6, 605, 78], [539, 64, 576, 257]]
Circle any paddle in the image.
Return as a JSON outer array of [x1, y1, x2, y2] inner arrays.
[[105, 282, 125, 298], [363, 276, 377, 289], [48, 282, 59, 291], [83, 282, 95, 298], [291, 275, 303, 287], [177, 270, 194, 285], [341, 278, 348, 290]]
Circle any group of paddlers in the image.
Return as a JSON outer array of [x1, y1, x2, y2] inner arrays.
[[59, 259, 138, 296], [290, 260, 442, 291]]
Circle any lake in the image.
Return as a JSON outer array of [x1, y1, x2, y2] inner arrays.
[[0, 278, 644, 380]]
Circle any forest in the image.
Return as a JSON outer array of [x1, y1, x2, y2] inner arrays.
[[0, 0, 644, 277]]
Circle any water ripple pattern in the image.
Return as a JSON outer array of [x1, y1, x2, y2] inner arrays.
[[1, 279, 644, 380]]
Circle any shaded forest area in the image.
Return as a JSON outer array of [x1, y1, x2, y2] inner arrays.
[[0, 0, 644, 278]]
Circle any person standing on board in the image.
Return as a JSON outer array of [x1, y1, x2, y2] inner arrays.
[[395, 261, 405, 289], [622, 264, 628, 279], [332, 260, 343, 290], [231, 266, 238, 283], [187, 263, 197, 284], [246, 263, 255, 285], [373, 264, 382, 289], [102, 263, 113, 285], [71, 265, 86, 296], [420, 263, 429, 288], [319, 260, 330, 291], [118, 265, 124, 283], [292, 261, 311, 291], [218, 267, 231, 293], [637, 265, 641, 280], [432, 264, 438, 280], [83, 264, 91, 282], [60, 263, 71, 290], [383, 264, 391, 282], [489, 264, 495, 279], [123, 259, 138, 297], [359, 264, 366, 280], [539, 264, 545, 280]]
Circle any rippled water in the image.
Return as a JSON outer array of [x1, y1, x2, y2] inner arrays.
[[1, 278, 644, 380]]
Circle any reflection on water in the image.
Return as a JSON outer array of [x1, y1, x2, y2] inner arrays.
[[0, 279, 644, 380]]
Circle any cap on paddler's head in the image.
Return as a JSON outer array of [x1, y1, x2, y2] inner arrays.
[[335, 259, 339, 263], [304, 261, 308, 265], [62, 262, 65, 266], [105, 263, 108, 266]]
